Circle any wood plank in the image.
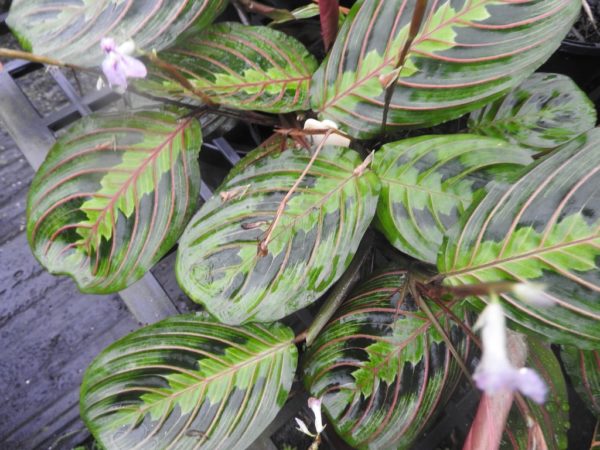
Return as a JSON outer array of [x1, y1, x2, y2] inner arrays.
[[0, 69, 178, 325], [0, 65, 177, 448], [0, 59, 311, 450], [0, 72, 54, 170], [0, 231, 138, 448], [120, 273, 178, 324]]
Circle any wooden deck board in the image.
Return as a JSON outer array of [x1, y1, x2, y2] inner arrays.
[[0, 128, 140, 449]]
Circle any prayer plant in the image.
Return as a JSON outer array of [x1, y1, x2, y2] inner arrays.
[[3, 0, 599, 448]]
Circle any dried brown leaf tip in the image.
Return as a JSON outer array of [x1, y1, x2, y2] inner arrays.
[[257, 240, 269, 257], [241, 220, 270, 230], [220, 184, 250, 202]]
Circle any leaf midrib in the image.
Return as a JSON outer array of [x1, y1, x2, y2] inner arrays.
[[320, 0, 490, 110], [164, 54, 311, 89], [381, 175, 465, 202], [444, 234, 599, 278], [76, 118, 191, 251], [89, 338, 293, 420]]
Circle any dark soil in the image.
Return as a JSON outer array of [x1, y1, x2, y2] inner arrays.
[[566, 1, 600, 45]]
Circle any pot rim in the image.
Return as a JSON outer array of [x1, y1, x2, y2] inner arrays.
[[561, 38, 600, 55]]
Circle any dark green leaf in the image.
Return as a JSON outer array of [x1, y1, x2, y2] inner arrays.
[[303, 268, 470, 449], [139, 22, 318, 113], [502, 337, 569, 449], [6, 0, 228, 66], [373, 135, 533, 263], [176, 138, 380, 324], [469, 73, 597, 150], [311, 0, 580, 138], [561, 346, 600, 416], [81, 314, 297, 450], [27, 111, 201, 293], [439, 129, 600, 348]]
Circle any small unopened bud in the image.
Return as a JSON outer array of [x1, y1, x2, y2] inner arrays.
[[303, 119, 351, 147], [118, 39, 136, 56], [512, 283, 555, 307]]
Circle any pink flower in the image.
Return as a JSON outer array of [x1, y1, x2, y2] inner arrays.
[[473, 303, 547, 404], [100, 38, 147, 89]]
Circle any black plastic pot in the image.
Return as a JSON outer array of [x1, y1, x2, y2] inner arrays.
[[561, 39, 600, 56]]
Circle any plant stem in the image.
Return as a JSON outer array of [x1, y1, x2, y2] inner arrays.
[[418, 280, 516, 300], [305, 234, 372, 346], [410, 277, 475, 385], [258, 130, 332, 256], [294, 331, 308, 344], [232, 0, 251, 25], [312, 0, 350, 14], [380, 0, 428, 134], [0, 48, 90, 72], [147, 53, 216, 106]]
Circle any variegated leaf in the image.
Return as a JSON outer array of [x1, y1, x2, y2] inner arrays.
[[439, 128, 600, 348], [139, 22, 318, 113], [27, 110, 201, 293], [373, 135, 533, 264], [501, 338, 569, 449], [268, 4, 321, 26], [81, 314, 297, 450], [561, 346, 600, 416], [303, 268, 470, 449], [7, 0, 228, 66], [176, 138, 381, 324], [312, 0, 580, 138], [469, 73, 597, 150]]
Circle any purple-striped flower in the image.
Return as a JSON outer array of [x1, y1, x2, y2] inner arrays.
[[473, 303, 547, 404], [100, 38, 147, 89]]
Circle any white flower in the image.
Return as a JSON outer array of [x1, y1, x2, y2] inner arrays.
[[294, 397, 326, 438], [295, 418, 315, 437], [308, 397, 325, 434], [303, 119, 351, 147], [512, 283, 555, 307], [473, 303, 547, 404], [100, 38, 147, 89]]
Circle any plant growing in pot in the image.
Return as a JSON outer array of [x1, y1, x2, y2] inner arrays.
[[2, 0, 599, 449]]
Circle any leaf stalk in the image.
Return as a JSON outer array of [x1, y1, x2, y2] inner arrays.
[[258, 130, 333, 256], [305, 234, 372, 345], [0, 48, 91, 72]]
